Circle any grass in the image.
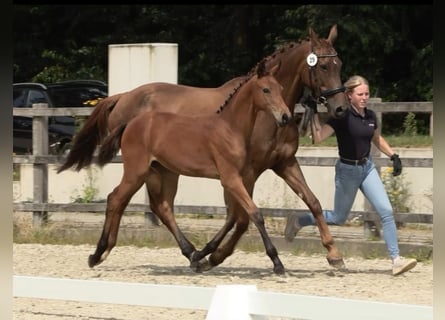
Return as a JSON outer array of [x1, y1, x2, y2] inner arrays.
[[299, 134, 433, 147], [12, 212, 224, 248]]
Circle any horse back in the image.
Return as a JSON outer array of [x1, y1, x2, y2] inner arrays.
[[108, 79, 246, 130]]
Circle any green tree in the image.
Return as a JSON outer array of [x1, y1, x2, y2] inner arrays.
[[13, 5, 432, 103]]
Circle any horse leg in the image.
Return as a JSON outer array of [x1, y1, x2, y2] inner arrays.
[[190, 176, 255, 271], [222, 176, 285, 275], [88, 173, 145, 268], [273, 160, 345, 268], [203, 179, 253, 269], [189, 209, 238, 272], [206, 199, 250, 268], [144, 164, 209, 271]]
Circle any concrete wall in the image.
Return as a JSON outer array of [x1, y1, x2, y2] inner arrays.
[[108, 43, 178, 94], [13, 147, 433, 214]]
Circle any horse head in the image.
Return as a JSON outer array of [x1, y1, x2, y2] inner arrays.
[[255, 59, 290, 127], [304, 24, 348, 119]]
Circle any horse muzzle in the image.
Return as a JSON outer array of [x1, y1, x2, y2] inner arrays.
[[278, 113, 291, 127], [334, 105, 349, 118]]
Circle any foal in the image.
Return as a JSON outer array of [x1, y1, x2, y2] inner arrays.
[[89, 60, 292, 274]]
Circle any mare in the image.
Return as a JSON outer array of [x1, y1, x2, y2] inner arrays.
[[88, 60, 292, 273], [58, 25, 348, 274]]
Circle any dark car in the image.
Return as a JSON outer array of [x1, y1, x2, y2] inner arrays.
[[13, 80, 108, 155]]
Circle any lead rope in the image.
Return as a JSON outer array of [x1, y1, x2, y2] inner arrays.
[[300, 95, 318, 144], [301, 43, 318, 139]]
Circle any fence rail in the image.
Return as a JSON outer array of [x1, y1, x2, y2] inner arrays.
[[12, 101, 433, 232], [12, 154, 433, 167], [13, 276, 432, 320]]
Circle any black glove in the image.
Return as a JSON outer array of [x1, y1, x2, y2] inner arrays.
[[390, 154, 402, 176]]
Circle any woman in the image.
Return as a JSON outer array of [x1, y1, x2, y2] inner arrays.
[[285, 75, 417, 276]]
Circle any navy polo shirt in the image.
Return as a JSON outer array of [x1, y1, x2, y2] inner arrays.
[[327, 107, 377, 160]]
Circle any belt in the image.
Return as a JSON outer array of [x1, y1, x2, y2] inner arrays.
[[340, 157, 368, 165]]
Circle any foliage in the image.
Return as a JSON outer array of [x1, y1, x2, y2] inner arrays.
[[12, 5, 433, 149], [32, 48, 106, 83], [70, 167, 100, 203], [13, 5, 432, 103], [13, 163, 20, 181], [380, 167, 411, 213], [403, 112, 418, 136]]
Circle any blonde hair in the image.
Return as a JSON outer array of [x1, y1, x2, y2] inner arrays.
[[344, 75, 369, 95]]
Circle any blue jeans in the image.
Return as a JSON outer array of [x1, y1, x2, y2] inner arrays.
[[299, 157, 400, 259]]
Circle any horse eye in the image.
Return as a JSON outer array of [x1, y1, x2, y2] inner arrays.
[[262, 88, 271, 93], [320, 64, 328, 72]]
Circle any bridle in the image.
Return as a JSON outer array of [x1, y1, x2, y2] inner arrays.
[[298, 45, 346, 135], [306, 46, 345, 106]]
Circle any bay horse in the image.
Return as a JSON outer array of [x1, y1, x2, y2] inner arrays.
[[58, 25, 348, 274], [88, 60, 292, 273]]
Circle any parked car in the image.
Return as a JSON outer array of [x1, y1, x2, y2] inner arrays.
[[13, 80, 108, 155]]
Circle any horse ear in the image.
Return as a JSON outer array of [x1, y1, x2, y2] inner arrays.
[[327, 24, 338, 44], [257, 58, 267, 78], [309, 26, 319, 43]]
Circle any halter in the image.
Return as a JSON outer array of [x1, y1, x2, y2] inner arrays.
[[306, 46, 345, 106], [298, 45, 346, 135]]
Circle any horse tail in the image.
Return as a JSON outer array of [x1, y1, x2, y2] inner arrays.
[[97, 124, 127, 167], [57, 94, 122, 173]]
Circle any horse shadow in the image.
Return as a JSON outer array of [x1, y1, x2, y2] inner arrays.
[[122, 263, 391, 278]]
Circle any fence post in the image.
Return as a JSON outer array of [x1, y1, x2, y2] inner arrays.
[[206, 285, 266, 320], [32, 103, 49, 227], [429, 112, 433, 137]]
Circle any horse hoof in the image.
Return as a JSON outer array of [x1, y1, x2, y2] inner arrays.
[[88, 254, 99, 268], [273, 265, 286, 275], [190, 258, 212, 273], [327, 257, 346, 269]]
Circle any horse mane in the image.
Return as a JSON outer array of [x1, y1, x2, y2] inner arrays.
[[246, 38, 307, 77], [216, 37, 308, 114], [215, 78, 247, 113], [216, 58, 272, 114]]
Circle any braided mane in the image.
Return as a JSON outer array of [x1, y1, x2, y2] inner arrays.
[[216, 76, 251, 113], [246, 38, 306, 77], [217, 38, 308, 114]]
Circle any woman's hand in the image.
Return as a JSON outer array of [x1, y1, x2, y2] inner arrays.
[[390, 154, 402, 176]]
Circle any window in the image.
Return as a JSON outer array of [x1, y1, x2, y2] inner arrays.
[[27, 90, 48, 106], [13, 89, 27, 108]]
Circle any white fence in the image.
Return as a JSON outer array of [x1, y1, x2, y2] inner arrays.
[[13, 275, 432, 320]]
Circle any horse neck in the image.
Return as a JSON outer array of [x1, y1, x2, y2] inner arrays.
[[219, 75, 249, 89], [267, 41, 309, 110], [219, 80, 258, 140]]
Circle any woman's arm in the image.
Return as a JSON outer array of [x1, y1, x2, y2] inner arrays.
[[372, 130, 402, 176], [372, 131, 396, 157], [310, 113, 335, 144]]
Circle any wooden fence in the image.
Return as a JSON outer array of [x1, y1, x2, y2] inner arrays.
[[12, 101, 433, 235]]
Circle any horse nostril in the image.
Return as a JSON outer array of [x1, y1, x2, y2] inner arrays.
[[282, 113, 290, 125], [335, 106, 347, 117]]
